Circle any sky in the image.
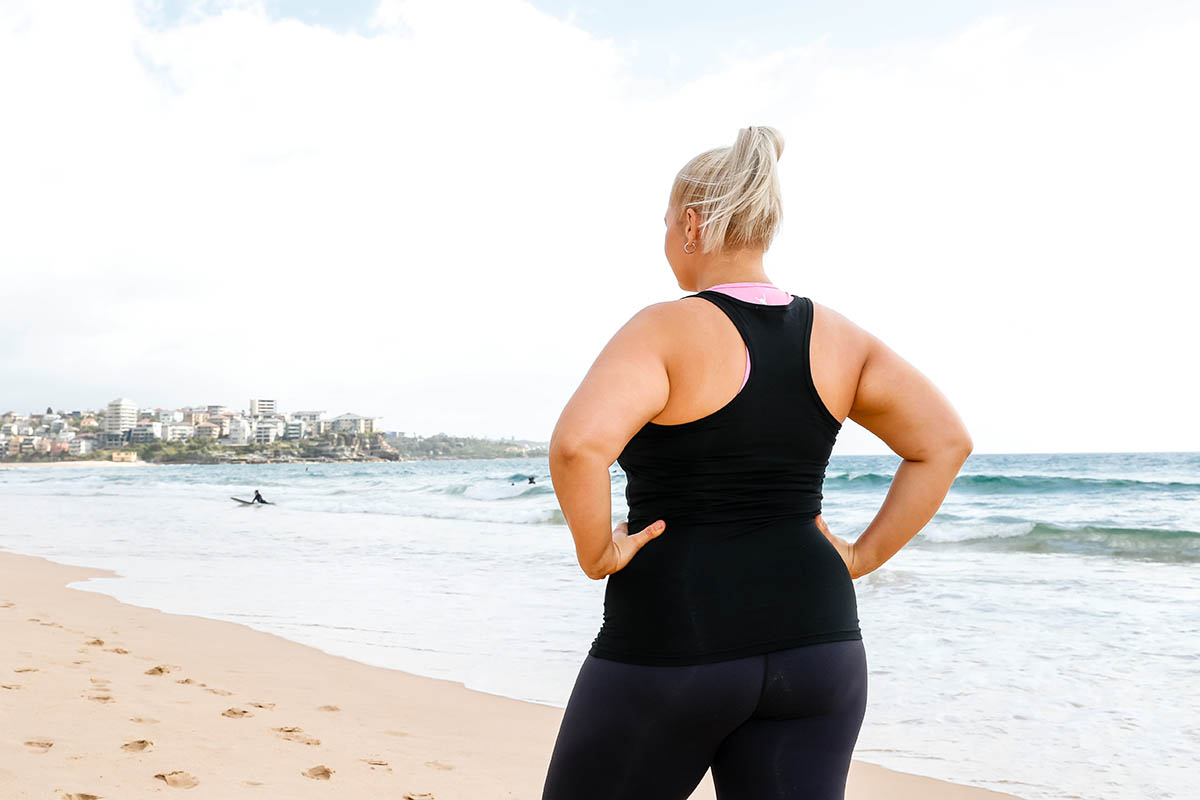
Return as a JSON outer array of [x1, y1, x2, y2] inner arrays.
[[1, 0, 1197, 454]]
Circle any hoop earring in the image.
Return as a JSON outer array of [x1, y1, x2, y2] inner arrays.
[[683, 241, 697, 254]]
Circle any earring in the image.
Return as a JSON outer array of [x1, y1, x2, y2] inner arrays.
[[683, 241, 697, 254]]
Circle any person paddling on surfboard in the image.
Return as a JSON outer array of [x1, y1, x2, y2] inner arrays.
[[251, 489, 267, 504]]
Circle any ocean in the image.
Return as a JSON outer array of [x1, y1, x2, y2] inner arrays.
[[1, 451, 1196, 800]]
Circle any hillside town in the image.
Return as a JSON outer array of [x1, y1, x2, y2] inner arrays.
[[0, 398, 547, 463]]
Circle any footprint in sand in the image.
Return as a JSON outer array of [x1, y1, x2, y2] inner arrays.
[[0, 600, 14, 608], [87, 695, 114, 703], [424, 760, 454, 771], [403, 793, 436, 800], [361, 758, 391, 771], [176, 678, 196, 685], [144, 665, 179, 676], [154, 771, 199, 789], [274, 726, 320, 746], [14, 667, 38, 673], [104, 647, 129, 655], [317, 704, 340, 712], [221, 708, 252, 718], [24, 740, 54, 752], [85, 638, 104, 646], [90, 678, 108, 684], [302, 765, 334, 780], [205, 688, 232, 696], [130, 716, 160, 724], [2, 684, 21, 690], [248, 701, 274, 709], [71, 660, 89, 665], [61, 794, 101, 799], [120, 739, 152, 752]]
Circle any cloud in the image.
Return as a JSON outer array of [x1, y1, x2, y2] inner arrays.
[[0, 0, 1195, 451]]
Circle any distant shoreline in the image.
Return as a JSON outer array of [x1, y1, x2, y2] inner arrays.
[[0, 460, 150, 469], [0, 455, 541, 468]]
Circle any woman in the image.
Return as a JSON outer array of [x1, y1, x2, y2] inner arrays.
[[543, 125, 972, 800]]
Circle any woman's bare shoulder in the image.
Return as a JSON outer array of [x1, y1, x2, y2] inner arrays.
[[810, 299, 878, 361]]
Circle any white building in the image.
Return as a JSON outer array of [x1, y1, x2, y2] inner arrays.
[[130, 421, 163, 443], [105, 397, 138, 436], [253, 418, 285, 444], [249, 399, 276, 417], [329, 413, 376, 435], [69, 438, 94, 455], [226, 418, 253, 445], [283, 420, 307, 441], [158, 409, 184, 424], [291, 411, 326, 436], [165, 424, 195, 442]]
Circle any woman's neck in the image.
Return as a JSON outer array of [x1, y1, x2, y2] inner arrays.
[[689, 249, 769, 291]]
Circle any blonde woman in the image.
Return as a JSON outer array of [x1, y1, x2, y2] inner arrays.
[[542, 126, 972, 799]]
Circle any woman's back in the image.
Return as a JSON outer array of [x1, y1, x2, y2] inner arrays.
[[544, 125, 972, 799], [588, 288, 862, 666]]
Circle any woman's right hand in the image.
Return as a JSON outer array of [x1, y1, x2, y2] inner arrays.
[[815, 513, 861, 579]]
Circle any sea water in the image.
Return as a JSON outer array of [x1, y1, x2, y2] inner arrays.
[[1, 452, 1196, 800]]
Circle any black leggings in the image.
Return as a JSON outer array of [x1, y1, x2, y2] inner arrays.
[[542, 639, 868, 800]]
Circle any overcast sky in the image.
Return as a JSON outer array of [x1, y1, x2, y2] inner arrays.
[[1, 0, 1196, 454]]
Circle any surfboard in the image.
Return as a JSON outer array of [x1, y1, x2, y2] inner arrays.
[[231, 496, 271, 505]]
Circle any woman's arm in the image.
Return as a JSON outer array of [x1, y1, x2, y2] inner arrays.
[[548, 303, 676, 579], [843, 329, 974, 578]]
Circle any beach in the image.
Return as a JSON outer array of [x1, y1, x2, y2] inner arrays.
[[1, 455, 1194, 798], [0, 549, 1022, 799]]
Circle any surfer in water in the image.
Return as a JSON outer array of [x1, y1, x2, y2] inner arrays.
[[251, 489, 267, 504]]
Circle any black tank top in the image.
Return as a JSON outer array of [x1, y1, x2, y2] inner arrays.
[[587, 290, 862, 666]]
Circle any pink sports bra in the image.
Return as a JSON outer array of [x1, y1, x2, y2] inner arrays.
[[701, 281, 793, 390]]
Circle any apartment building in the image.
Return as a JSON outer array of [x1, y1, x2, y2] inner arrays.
[[104, 397, 138, 436], [249, 399, 276, 417]]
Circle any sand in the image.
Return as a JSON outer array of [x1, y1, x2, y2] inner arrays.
[[0, 550, 1022, 799], [0, 460, 148, 469]]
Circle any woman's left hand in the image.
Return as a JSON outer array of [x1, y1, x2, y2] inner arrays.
[[598, 519, 666, 578], [814, 512, 860, 578]]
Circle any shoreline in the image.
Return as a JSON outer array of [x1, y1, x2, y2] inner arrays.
[[0, 459, 151, 469], [0, 456, 541, 468], [0, 548, 1023, 799]]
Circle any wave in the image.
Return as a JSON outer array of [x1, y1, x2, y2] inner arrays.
[[825, 472, 1200, 494], [433, 482, 556, 500], [918, 521, 1200, 563]]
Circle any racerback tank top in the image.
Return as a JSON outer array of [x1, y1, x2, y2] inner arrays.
[[587, 289, 862, 666]]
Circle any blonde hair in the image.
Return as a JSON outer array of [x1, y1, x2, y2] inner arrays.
[[670, 125, 785, 255]]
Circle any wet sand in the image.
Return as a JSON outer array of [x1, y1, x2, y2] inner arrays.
[[0, 549, 1022, 799]]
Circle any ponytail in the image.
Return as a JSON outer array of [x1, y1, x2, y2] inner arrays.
[[670, 125, 785, 254]]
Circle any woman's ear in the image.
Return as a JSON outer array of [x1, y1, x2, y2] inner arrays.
[[684, 207, 700, 244]]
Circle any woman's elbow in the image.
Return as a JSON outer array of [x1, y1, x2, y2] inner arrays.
[[952, 426, 974, 460], [550, 434, 603, 469], [908, 427, 973, 464]]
